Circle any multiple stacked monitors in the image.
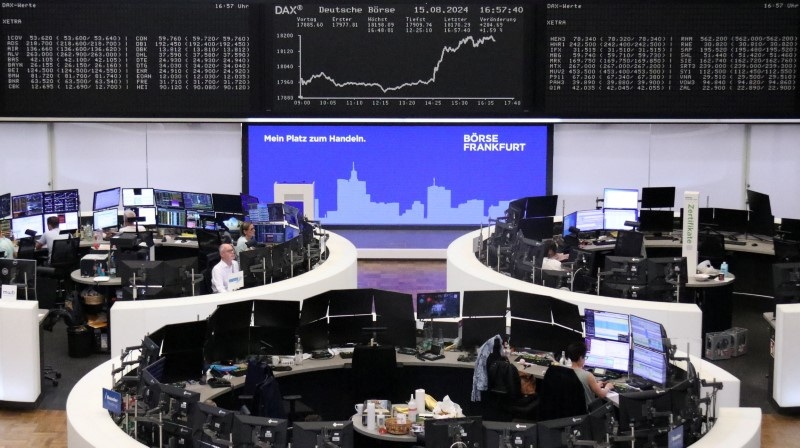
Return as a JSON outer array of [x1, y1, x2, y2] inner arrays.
[[416, 292, 461, 320], [93, 187, 120, 211], [122, 188, 155, 207]]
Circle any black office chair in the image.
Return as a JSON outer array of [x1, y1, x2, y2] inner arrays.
[[16, 237, 36, 260], [698, 233, 726, 268], [38, 238, 80, 308], [351, 344, 398, 404], [537, 365, 587, 421], [614, 230, 645, 257], [238, 357, 306, 421]]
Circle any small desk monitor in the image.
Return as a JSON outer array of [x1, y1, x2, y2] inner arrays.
[[630, 345, 669, 388], [12, 192, 44, 218], [122, 188, 155, 207], [154, 189, 185, 209], [525, 195, 558, 218], [424, 417, 483, 448], [576, 209, 604, 233], [293, 421, 353, 448], [156, 207, 187, 228], [584, 309, 629, 342], [183, 192, 213, 211], [603, 209, 638, 231], [11, 215, 44, 239], [0, 193, 10, 219], [603, 188, 638, 210], [93, 208, 118, 230], [641, 187, 675, 209], [232, 414, 288, 448], [638, 210, 674, 233], [93, 187, 120, 211], [416, 291, 460, 319], [630, 315, 666, 352], [483, 421, 536, 448], [585, 337, 630, 373], [43, 189, 80, 213], [212, 193, 244, 214], [44, 212, 80, 231]]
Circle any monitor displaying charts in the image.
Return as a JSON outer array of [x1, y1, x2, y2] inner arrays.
[[585, 337, 630, 373], [93, 208, 119, 230], [630, 315, 665, 352], [585, 309, 629, 342], [11, 192, 44, 218]]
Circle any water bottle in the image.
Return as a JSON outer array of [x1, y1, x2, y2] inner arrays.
[[407, 395, 418, 423], [294, 336, 303, 365], [720, 261, 729, 278], [559, 351, 567, 366]]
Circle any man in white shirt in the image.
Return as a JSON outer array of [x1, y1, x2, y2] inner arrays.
[[36, 216, 62, 251], [211, 243, 239, 293], [541, 240, 568, 271], [118, 209, 140, 233]]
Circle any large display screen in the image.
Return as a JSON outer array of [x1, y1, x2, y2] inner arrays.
[[246, 124, 551, 225]]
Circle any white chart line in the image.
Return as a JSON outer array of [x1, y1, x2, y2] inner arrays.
[[297, 34, 498, 96]]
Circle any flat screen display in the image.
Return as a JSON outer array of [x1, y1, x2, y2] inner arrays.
[[640, 187, 675, 209], [122, 188, 155, 207], [630, 315, 665, 352], [44, 212, 80, 231], [93, 187, 120, 211], [604, 209, 638, 231], [43, 189, 80, 213], [631, 345, 668, 387], [212, 193, 244, 214], [247, 124, 551, 225], [0, 193, 10, 219], [183, 192, 214, 211], [11, 215, 43, 239], [576, 209, 605, 232], [585, 337, 630, 373], [130, 207, 157, 226], [416, 292, 461, 319], [12, 192, 44, 218], [154, 190, 185, 209], [585, 309, 629, 342], [156, 207, 187, 228], [93, 208, 118, 230], [604, 188, 638, 210]]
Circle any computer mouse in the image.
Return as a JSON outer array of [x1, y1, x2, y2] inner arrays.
[[752, 243, 757, 246]]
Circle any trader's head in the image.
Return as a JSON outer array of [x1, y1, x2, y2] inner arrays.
[[566, 341, 588, 365], [219, 243, 235, 265], [240, 221, 255, 240], [543, 239, 558, 258], [46, 216, 60, 230], [123, 209, 137, 226]]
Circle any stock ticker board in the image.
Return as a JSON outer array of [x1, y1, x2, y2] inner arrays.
[[0, 0, 797, 118]]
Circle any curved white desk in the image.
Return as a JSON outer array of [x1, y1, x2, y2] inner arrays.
[[109, 232, 358, 357]]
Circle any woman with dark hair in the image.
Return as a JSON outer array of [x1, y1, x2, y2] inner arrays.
[[566, 341, 615, 407]]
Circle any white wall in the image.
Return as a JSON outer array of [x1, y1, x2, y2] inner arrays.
[[0, 122, 242, 212]]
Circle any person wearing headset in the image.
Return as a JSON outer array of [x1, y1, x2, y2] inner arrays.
[[236, 221, 255, 255]]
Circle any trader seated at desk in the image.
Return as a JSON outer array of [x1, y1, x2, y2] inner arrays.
[[211, 243, 240, 293], [236, 221, 255, 255], [118, 209, 141, 233], [567, 341, 614, 407], [542, 240, 569, 271], [35, 216, 63, 252]]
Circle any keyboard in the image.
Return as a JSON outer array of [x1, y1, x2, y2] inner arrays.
[[727, 240, 747, 246], [611, 383, 638, 393], [515, 355, 553, 367], [625, 378, 652, 390], [645, 235, 676, 241], [339, 351, 353, 359]]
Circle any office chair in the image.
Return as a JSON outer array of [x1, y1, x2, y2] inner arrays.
[[481, 339, 537, 422], [487, 220, 518, 274], [698, 232, 726, 268], [38, 238, 80, 308], [238, 357, 308, 422], [16, 237, 36, 260], [350, 344, 398, 404], [537, 365, 587, 421], [614, 230, 645, 258]]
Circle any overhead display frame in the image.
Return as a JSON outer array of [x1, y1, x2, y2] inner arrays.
[[0, 0, 797, 119]]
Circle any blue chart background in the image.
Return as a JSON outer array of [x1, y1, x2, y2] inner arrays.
[[247, 124, 550, 225]]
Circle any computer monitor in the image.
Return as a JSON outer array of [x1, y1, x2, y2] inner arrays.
[[266, 203, 285, 222], [373, 289, 416, 347], [300, 291, 330, 325], [424, 418, 483, 448], [232, 414, 288, 448], [43, 189, 80, 213], [603, 209, 638, 231], [0, 193, 10, 219], [638, 210, 674, 234], [44, 212, 80, 231], [537, 414, 591, 448], [631, 347, 669, 389], [772, 262, 800, 305], [585, 337, 630, 373], [255, 224, 286, 244], [299, 318, 329, 351], [93, 208, 118, 230], [483, 421, 536, 448], [241, 194, 259, 215], [327, 289, 373, 316], [604, 188, 638, 210], [713, 208, 748, 234], [216, 213, 243, 232], [121, 188, 155, 207], [584, 309, 630, 342], [156, 207, 187, 228], [293, 421, 353, 448], [510, 318, 581, 355], [461, 317, 506, 352], [746, 189, 772, 216], [183, 192, 214, 211], [640, 187, 675, 209], [212, 193, 244, 214], [525, 195, 558, 218], [192, 402, 237, 447], [575, 209, 604, 233], [128, 207, 156, 226], [239, 246, 272, 287], [0, 258, 36, 299], [253, 301, 300, 343], [11, 192, 44, 218], [154, 189, 185, 209], [509, 290, 553, 322], [748, 212, 775, 237], [416, 291, 460, 319], [462, 290, 507, 317], [604, 256, 648, 285], [118, 260, 180, 299], [698, 207, 715, 227], [518, 217, 554, 240], [630, 315, 666, 352], [11, 215, 43, 239], [328, 315, 373, 346], [781, 218, 800, 242], [93, 187, 120, 211], [562, 211, 577, 237], [185, 209, 216, 230]]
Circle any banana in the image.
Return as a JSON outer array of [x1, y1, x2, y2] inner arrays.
[[425, 394, 437, 411]]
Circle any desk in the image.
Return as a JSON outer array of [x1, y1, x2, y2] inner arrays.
[[351, 413, 417, 444], [71, 270, 123, 287]]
